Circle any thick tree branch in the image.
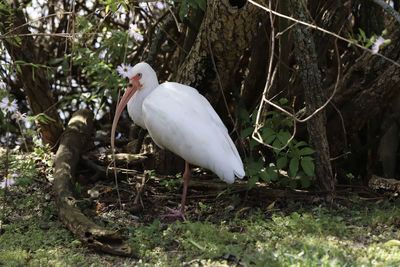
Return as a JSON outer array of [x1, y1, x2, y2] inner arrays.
[[53, 109, 132, 256]]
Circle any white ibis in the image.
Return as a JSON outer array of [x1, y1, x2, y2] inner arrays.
[[111, 62, 245, 219]]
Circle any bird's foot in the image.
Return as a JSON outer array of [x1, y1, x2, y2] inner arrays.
[[160, 207, 186, 221]]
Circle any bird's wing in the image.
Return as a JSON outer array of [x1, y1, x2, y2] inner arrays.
[[142, 82, 244, 183]]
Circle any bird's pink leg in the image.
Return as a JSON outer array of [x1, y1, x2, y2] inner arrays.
[[161, 161, 190, 220]]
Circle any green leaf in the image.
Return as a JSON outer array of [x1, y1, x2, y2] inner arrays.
[[33, 113, 56, 124], [299, 147, 315, 156], [241, 127, 253, 138], [279, 98, 288, 105], [276, 156, 287, 170], [277, 130, 291, 145], [266, 166, 278, 181], [259, 171, 270, 183], [282, 119, 293, 128], [197, 0, 206, 11], [14, 36, 22, 46], [289, 158, 299, 177], [272, 138, 282, 153], [187, 0, 197, 8], [249, 139, 258, 150], [48, 57, 65, 65], [301, 156, 315, 177], [301, 176, 311, 188], [294, 141, 308, 148], [239, 108, 250, 121], [179, 0, 189, 20], [359, 28, 366, 41], [289, 180, 297, 189], [247, 158, 264, 175], [261, 127, 276, 144], [248, 176, 258, 189]]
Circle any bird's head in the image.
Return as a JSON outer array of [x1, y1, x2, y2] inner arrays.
[[111, 62, 158, 151]]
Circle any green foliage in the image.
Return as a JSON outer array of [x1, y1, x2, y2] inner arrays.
[[160, 173, 183, 192], [29, 112, 56, 125], [346, 172, 355, 180], [55, 18, 130, 120], [349, 28, 391, 49], [240, 98, 315, 189], [173, 0, 206, 21]]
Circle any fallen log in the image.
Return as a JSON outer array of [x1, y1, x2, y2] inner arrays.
[[53, 109, 132, 256], [369, 174, 400, 193]]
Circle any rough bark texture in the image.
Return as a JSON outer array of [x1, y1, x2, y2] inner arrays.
[[53, 109, 131, 256], [0, 3, 63, 146], [278, 0, 291, 93], [290, 0, 334, 192], [242, 25, 269, 110], [176, 0, 262, 107]]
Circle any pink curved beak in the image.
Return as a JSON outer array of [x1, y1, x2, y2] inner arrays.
[[111, 78, 142, 151]]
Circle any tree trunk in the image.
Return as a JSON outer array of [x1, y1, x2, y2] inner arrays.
[[290, 0, 334, 192], [176, 0, 262, 109], [0, 2, 63, 146]]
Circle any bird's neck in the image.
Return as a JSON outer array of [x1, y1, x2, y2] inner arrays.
[[127, 82, 159, 128]]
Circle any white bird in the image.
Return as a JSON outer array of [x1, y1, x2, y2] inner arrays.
[[111, 62, 245, 219]]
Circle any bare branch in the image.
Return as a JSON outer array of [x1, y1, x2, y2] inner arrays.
[[370, 0, 400, 25], [248, 0, 400, 68]]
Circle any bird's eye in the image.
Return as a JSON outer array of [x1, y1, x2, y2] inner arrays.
[[137, 73, 142, 78]]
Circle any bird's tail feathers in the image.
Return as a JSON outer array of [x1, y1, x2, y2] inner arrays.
[[234, 167, 245, 179]]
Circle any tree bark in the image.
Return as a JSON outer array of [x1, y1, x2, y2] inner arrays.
[[290, 0, 334, 192], [0, 2, 63, 146], [176, 0, 262, 109], [54, 109, 132, 256]]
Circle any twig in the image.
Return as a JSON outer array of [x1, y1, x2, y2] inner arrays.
[[251, 1, 298, 152], [1, 12, 73, 37], [0, 33, 73, 39], [370, 0, 400, 25], [250, 1, 345, 151], [329, 26, 347, 149], [166, 0, 181, 32], [248, 0, 400, 68], [330, 151, 351, 161]]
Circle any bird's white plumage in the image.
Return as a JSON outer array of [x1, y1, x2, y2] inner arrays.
[[125, 63, 245, 183]]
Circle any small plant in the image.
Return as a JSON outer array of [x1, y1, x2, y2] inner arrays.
[[349, 28, 391, 53], [160, 173, 183, 192], [173, 0, 206, 20], [346, 173, 355, 180], [240, 98, 315, 189]]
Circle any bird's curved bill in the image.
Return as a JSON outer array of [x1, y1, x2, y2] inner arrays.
[[111, 79, 141, 151]]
